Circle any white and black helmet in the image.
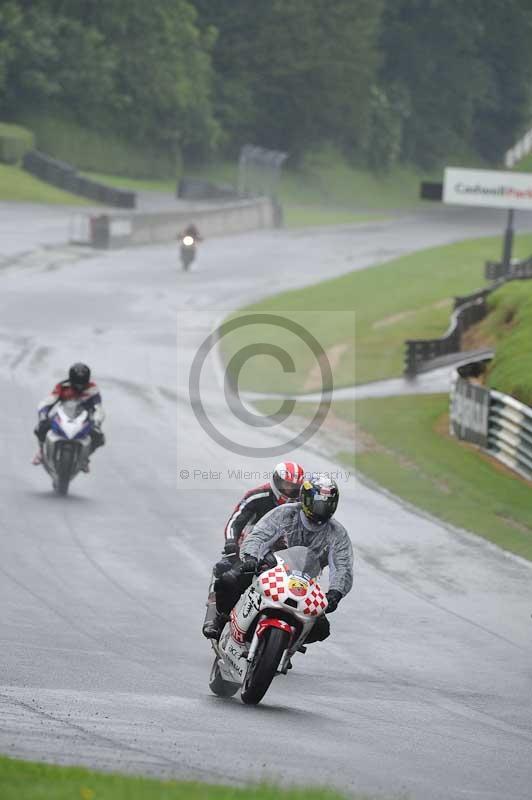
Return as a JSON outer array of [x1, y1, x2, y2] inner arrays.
[[300, 473, 339, 525]]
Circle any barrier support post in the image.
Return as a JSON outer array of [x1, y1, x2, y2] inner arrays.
[[502, 208, 514, 274]]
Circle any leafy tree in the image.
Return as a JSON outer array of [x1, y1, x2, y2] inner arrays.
[[472, 0, 532, 162], [194, 0, 382, 161], [379, 0, 532, 167], [78, 0, 220, 158], [0, 0, 219, 164], [379, 0, 492, 167]]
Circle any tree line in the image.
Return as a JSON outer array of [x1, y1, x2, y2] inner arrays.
[[1, 0, 531, 171]]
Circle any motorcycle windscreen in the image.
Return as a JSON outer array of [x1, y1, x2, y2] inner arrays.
[[60, 400, 84, 419], [279, 546, 320, 579]]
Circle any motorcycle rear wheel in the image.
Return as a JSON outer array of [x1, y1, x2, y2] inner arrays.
[[241, 627, 288, 705], [209, 657, 239, 698]]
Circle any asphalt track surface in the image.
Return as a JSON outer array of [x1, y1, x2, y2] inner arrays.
[[1, 205, 532, 799]]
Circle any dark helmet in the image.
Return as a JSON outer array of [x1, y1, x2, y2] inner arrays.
[[69, 363, 91, 391], [300, 474, 339, 526]]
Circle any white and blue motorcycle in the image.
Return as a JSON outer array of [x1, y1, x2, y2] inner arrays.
[[42, 401, 94, 495]]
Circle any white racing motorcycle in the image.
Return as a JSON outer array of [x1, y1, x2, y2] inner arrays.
[[42, 400, 94, 495], [209, 545, 328, 705]]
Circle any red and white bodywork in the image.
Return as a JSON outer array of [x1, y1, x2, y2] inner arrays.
[[210, 546, 328, 703]]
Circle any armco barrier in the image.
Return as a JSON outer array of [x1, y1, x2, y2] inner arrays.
[[23, 150, 136, 209], [177, 177, 239, 201], [85, 196, 276, 249], [450, 363, 532, 481], [404, 295, 490, 376], [450, 373, 490, 447], [485, 255, 532, 281], [488, 390, 532, 480], [405, 252, 532, 376]]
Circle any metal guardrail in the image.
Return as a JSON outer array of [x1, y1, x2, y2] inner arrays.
[[23, 150, 136, 208], [405, 255, 532, 377], [485, 255, 532, 281], [450, 367, 532, 481], [488, 390, 532, 480], [404, 295, 489, 376], [177, 177, 239, 201]]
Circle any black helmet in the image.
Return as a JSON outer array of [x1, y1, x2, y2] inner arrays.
[[69, 363, 91, 391], [300, 474, 339, 525]]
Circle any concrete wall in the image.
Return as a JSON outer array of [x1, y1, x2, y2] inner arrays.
[[87, 197, 276, 249]]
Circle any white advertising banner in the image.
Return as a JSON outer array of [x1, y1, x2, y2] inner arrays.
[[443, 167, 532, 210]]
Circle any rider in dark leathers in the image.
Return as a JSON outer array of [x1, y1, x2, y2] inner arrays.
[[202, 462, 305, 639]]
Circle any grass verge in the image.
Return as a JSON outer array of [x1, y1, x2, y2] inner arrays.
[[0, 755, 373, 800], [0, 164, 90, 205], [192, 151, 435, 212], [256, 395, 532, 561], [344, 395, 532, 559], [19, 114, 177, 179], [222, 234, 532, 393], [188, 152, 434, 226], [464, 281, 532, 406]]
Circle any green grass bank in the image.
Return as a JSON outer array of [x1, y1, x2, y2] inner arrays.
[[256, 395, 532, 561], [222, 234, 532, 393], [340, 395, 532, 560], [465, 281, 532, 406], [0, 756, 379, 800], [83, 167, 389, 228], [0, 164, 89, 205]]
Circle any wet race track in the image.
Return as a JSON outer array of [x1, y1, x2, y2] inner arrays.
[[1, 205, 532, 799]]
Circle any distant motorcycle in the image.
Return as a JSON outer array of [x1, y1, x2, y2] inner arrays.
[[41, 401, 94, 495], [180, 234, 196, 271], [209, 546, 328, 705]]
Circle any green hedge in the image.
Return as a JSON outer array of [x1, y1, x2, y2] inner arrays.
[[0, 122, 35, 164]]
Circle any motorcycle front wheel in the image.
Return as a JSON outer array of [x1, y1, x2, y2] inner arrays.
[[54, 444, 75, 496], [209, 657, 239, 698], [241, 627, 289, 705]]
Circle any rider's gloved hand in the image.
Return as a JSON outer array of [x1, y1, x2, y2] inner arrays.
[[223, 538, 238, 556], [36, 419, 51, 441], [325, 589, 342, 614], [213, 557, 235, 578], [257, 551, 277, 572], [92, 428, 105, 447], [239, 556, 258, 575]]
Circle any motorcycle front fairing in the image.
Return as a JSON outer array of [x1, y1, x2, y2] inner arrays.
[[215, 546, 328, 685], [42, 402, 93, 482]]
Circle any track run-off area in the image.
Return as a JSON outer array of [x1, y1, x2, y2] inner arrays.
[[1, 203, 531, 800]]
